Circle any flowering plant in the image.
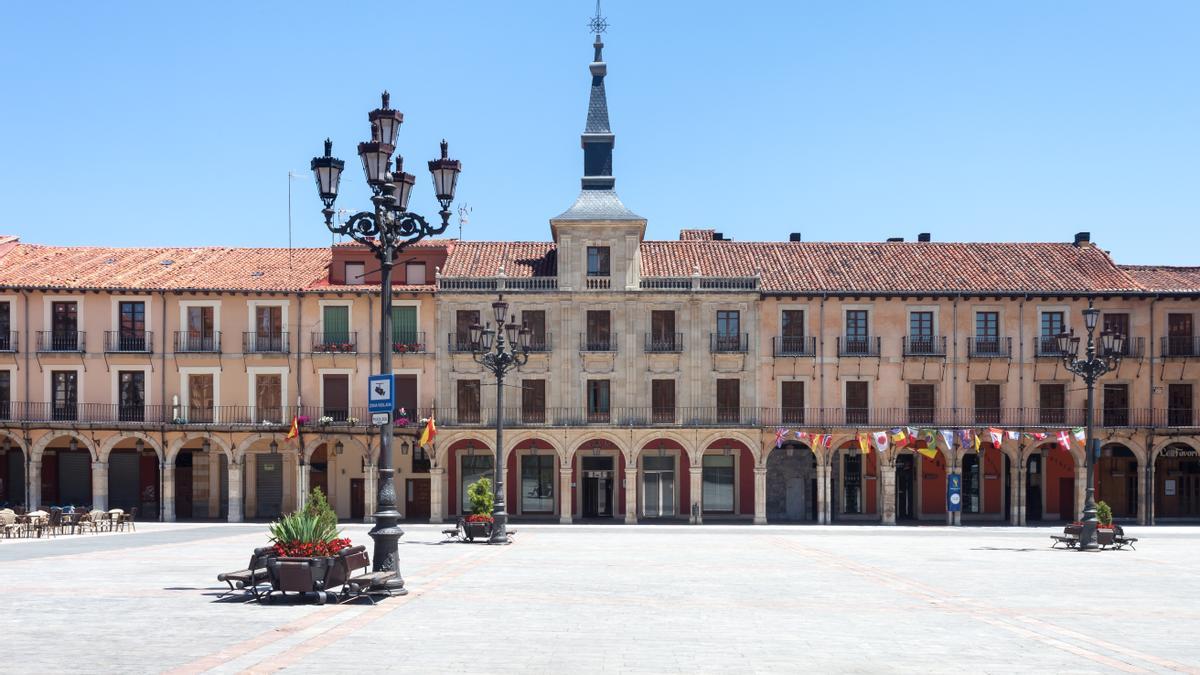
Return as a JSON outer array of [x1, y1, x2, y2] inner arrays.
[[273, 537, 352, 557], [318, 416, 334, 425], [395, 418, 410, 428], [268, 492, 348, 558], [465, 513, 494, 523], [346, 417, 359, 425], [296, 415, 311, 425]]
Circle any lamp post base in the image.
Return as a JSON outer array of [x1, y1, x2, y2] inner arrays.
[[369, 519, 409, 595], [487, 512, 511, 545]]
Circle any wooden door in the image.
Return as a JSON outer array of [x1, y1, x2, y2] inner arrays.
[[350, 479, 365, 521], [406, 478, 431, 519]]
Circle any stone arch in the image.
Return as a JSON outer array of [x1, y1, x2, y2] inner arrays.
[[166, 433, 234, 465], [695, 430, 761, 465], [234, 432, 292, 459], [99, 431, 163, 463], [764, 441, 819, 522], [635, 433, 691, 462], [434, 430, 494, 468], [505, 430, 566, 465], [1150, 437, 1200, 465], [31, 431, 97, 462], [568, 431, 632, 466], [0, 430, 28, 459], [303, 436, 370, 463]]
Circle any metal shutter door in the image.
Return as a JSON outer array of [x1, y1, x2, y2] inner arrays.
[[108, 452, 140, 510], [255, 454, 283, 518]]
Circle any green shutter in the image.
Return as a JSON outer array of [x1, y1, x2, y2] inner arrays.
[[392, 307, 417, 346], [323, 306, 349, 343]]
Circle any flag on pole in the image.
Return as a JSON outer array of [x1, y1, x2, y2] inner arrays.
[[1056, 430, 1072, 452], [287, 416, 300, 441], [987, 427, 1003, 449], [873, 431, 890, 453], [857, 432, 871, 455], [419, 416, 437, 448], [1072, 427, 1086, 446], [822, 434, 833, 449], [774, 428, 789, 448]]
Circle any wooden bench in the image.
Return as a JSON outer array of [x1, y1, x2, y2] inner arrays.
[[334, 545, 399, 604], [1050, 523, 1082, 549]]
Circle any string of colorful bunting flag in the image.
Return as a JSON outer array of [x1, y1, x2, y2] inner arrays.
[[773, 425, 1088, 455]]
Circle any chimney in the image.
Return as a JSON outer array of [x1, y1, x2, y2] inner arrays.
[[788, 233, 802, 242], [712, 232, 730, 241], [886, 237, 904, 243], [1073, 231, 1092, 247], [917, 232, 931, 242]]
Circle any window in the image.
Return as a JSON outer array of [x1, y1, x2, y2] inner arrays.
[[842, 454, 862, 514], [344, 262, 365, 285], [587, 380, 610, 422], [585, 311, 612, 351], [392, 306, 418, 348], [521, 379, 546, 423], [118, 371, 145, 422], [118, 301, 146, 351], [781, 381, 804, 424], [974, 384, 1001, 424], [974, 311, 1000, 355], [651, 379, 675, 423], [51, 301, 78, 350], [1103, 313, 1130, 355], [845, 381, 869, 424], [0, 370, 10, 419], [908, 384, 934, 424], [649, 310, 677, 351], [322, 373, 349, 421], [1103, 384, 1129, 427], [411, 445, 431, 473], [255, 374, 282, 423], [702, 454, 735, 513], [522, 310, 547, 351], [1040, 311, 1065, 355], [780, 309, 805, 353], [0, 302, 11, 351], [715, 311, 742, 351], [405, 262, 426, 285], [394, 374, 417, 422], [717, 379, 740, 423], [254, 306, 284, 352], [188, 373, 214, 423], [454, 310, 480, 351], [586, 246, 610, 276], [520, 454, 555, 513], [845, 310, 869, 354], [322, 305, 350, 348], [1168, 313, 1195, 356], [52, 370, 78, 421], [457, 380, 481, 424], [185, 306, 215, 351], [1168, 384, 1193, 427], [460, 454, 493, 513], [1039, 383, 1066, 425], [908, 311, 935, 354]]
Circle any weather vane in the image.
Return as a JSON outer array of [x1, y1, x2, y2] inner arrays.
[[588, 0, 608, 34]]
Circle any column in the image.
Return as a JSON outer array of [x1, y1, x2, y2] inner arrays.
[[823, 463, 833, 524], [295, 459, 308, 511], [1145, 461, 1155, 526], [1074, 461, 1086, 521], [558, 466, 573, 524], [753, 466, 767, 525], [429, 467, 446, 523], [226, 460, 243, 523], [624, 461, 638, 524], [689, 465, 703, 524], [1009, 457, 1021, 526], [815, 462, 827, 524], [881, 461, 897, 525], [27, 459, 41, 511], [91, 461, 109, 511], [162, 463, 176, 522], [208, 458, 220, 518], [363, 463, 377, 523]]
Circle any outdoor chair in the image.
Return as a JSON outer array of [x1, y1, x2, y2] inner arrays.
[[1049, 523, 1082, 549], [108, 509, 126, 532], [217, 546, 276, 600], [45, 508, 62, 538], [0, 510, 20, 538], [335, 545, 397, 605], [116, 508, 137, 532], [84, 509, 107, 533], [1113, 524, 1138, 550]]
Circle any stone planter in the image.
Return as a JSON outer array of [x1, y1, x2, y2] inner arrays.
[[460, 519, 493, 542], [265, 555, 338, 602]]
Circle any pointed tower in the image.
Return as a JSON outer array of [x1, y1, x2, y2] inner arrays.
[[551, 27, 646, 291]]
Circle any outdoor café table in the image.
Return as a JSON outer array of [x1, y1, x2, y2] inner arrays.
[[61, 512, 84, 535]]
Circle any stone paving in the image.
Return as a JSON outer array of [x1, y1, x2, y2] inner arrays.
[[2, 522, 1199, 673]]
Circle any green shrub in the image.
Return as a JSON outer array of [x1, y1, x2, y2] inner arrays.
[[303, 486, 338, 534], [1096, 501, 1113, 526], [467, 477, 495, 516], [269, 509, 339, 545]]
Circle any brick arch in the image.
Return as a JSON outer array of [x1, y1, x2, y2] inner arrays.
[[99, 432, 164, 463], [31, 431, 97, 462], [234, 432, 291, 459], [166, 433, 234, 464]]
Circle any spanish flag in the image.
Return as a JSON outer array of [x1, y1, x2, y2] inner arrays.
[[418, 416, 437, 448], [286, 416, 300, 441]]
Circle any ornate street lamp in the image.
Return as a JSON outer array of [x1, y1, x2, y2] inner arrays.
[[470, 295, 531, 544], [1058, 299, 1125, 551], [311, 91, 461, 592]]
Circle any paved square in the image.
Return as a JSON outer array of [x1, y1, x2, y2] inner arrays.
[[2, 523, 1198, 673]]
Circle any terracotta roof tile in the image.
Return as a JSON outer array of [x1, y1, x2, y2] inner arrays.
[[439, 241, 557, 278], [1119, 265, 1200, 292]]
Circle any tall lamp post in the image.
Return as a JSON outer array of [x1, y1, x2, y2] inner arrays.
[[469, 296, 531, 544], [310, 91, 461, 589], [1058, 298, 1125, 551]]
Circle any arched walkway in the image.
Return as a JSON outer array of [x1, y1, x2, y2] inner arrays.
[[106, 437, 161, 518], [765, 442, 817, 522], [173, 437, 229, 520], [1154, 442, 1200, 521], [1027, 443, 1077, 522], [697, 438, 754, 520], [572, 438, 623, 521], [635, 438, 687, 521], [1097, 444, 1138, 519], [304, 437, 371, 521], [34, 433, 94, 508], [0, 436, 26, 509], [831, 442, 879, 522]]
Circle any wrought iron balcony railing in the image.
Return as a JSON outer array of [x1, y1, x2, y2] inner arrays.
[[580, 333, 618, 352], [104, 331, 152, 353], [773, 336, 816, 357], [838, 336, 880, 357], [967, 336, 1011, 358], [37, 331, 85, 353], [1162, 336, 1200, 358], [645, 333, 683, 353], [902, 335, 946, 357], [312, 331, 358, 354], [710, 333, 749, 353], [243, 332, 289, 354], [0, 331, 17, 353], [174, 331, 221, 353]]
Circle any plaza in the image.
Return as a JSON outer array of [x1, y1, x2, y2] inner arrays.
[[2, 523, 1198, 673]]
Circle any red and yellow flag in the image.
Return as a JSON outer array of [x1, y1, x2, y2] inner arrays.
[[286, 416, 300, 441], [418, 416, 437, 448]]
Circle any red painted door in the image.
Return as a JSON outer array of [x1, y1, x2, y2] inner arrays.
[[1059, 477, 1075, 521]]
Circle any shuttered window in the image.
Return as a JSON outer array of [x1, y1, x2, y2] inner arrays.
[[393, 306, 417, 344], [324, 306, 349, 343]]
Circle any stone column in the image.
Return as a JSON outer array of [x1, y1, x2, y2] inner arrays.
[[162, 463, 176, 522], [881, 460, 897, 525], [689, 465, 703, 524], [558, 466, 573, 524], [1145, 461, 1155, 526], [753, 466, 767, 525], [624, 461, 638, 524], [27, 458, 41, 511], [295, 458, 308, 512], [208, 458, 221, 518], [1009, 459, 1021, 526], [823, 463, 834, 524], [363, 463, 377, 523], [91, 461, 109, 511], [815, 462, 827, 524], [1074, 461, 1086, 521], [429, 467, 446, 523], [226, 460, 243, 523]]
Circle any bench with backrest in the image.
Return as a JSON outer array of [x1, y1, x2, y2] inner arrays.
[[333, 545, 398, 604], [217, 546, 277, 599], [1050, 523, 1082, 548]]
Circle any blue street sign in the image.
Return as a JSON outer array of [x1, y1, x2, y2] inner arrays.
[[947, 473, 962, 512], [367, 374, 393, 413]]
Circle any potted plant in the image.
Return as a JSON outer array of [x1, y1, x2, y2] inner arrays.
[[266, 488, 351, 590], [460, 477, 495, 542]]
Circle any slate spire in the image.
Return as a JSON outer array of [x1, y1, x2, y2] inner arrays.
[[581, 33, 615, 190]]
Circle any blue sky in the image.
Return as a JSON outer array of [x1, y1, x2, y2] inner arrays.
[[1, 1, 1197, 264]]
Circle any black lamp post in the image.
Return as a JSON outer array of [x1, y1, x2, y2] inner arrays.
[[469, 296, 531, 544], [1058, 298, 1125, 551], [311, 91, 461, 590]]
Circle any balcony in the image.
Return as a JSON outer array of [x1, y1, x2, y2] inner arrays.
[[312, 331, 358, 354], [0, 332, 17, 353], [710, 333, 749, 353], [437, 276, 558, 292], [967, 336, 1011, 359], [580, 333, 617, 352], [1111, 336, 1144, 359], [902, 335, 946, 358], [104, 331, 152, 353], [585, 277, 611, 290], [773, 336, 816, 357], [1161, 336, 1200, 358], [174, 331, 221, 353], [639, 276, 760, 291], [644, 333, 683, 353], [838, 336, 880, 357], [243, 332, 289, 354], [527, 332, 552, 352], [1036, 336, 1069, 358], [37, 331, 85, 353], [447, 333, 475, 353]]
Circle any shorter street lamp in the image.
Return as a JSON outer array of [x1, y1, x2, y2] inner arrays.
[[469, 296, 531, 544], [1058, 299, 1125, 551]]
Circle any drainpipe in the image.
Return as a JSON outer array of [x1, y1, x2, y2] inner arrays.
[[1147, 296, 1157, 525], [160, 290, 168, 522], [21, 291, 30, 511]]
